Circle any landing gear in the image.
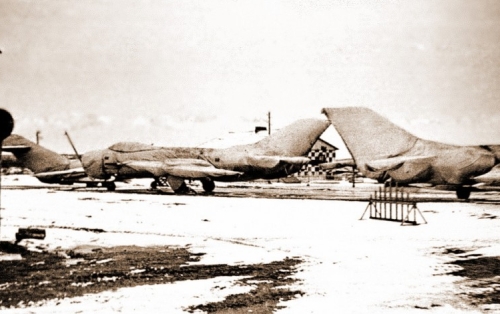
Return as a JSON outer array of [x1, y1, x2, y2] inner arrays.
[[106, 182, 116, 191], [86, 181, 116, 191], [456, 187, 471, 200], [201, 178, 215, 193], [173, 181, 196, 194], [150, 177, 168, 189]]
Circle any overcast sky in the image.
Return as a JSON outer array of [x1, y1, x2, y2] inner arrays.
[[1, 0, 499, 155]]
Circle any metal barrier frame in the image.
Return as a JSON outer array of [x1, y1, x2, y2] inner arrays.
[[360, 185, 427, 226]]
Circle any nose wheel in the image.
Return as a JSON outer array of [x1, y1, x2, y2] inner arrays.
[[172, 182, 196, 194], [151, 177, 169, 189]]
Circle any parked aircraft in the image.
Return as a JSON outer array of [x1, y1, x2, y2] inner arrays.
[[82, 118, 330, 193], [321, 107, 500, 199], [2, 134, 117, 190]]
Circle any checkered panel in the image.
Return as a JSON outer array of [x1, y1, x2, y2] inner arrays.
[[296, 149, 336, 177]]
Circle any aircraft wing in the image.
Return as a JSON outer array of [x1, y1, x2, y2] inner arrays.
[[245, 156, 310, 169], [474, 164, 500, 185], [123, 159, 242, 179], [365, 155, 436, 172], [1, 145, 31, 153], [34, 167, 88, 180], [319, 158, 356, 170]]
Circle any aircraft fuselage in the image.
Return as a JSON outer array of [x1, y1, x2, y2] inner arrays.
[[82, 145, 306, 182], [369, 139, 497, 186]]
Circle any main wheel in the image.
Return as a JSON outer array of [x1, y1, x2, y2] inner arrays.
[[106, 182, 116, 191], [173, 182, 190, 194], [150, 181, 158, 189], [201, 179, 215, 193], [456, 187, 471, 200]]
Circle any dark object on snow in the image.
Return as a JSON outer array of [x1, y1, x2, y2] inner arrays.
[[0, 109, 14, 141], [15, 228, 46, 242]]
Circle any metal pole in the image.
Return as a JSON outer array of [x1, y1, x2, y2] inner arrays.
[[267, 112, 271, 135], [352, 167, 356, 188], [36, 130, 41, 145], [383, 185, 387, 219], [361, 196, 371, 220], [389, 184, 392, 220], [407, 192, 410, 222], [378, 187, 382, 218], [0, 142, 3, 237], [394, 186, 398, 220], [400, 189, 404, 220], [64, 131, 82, 163]]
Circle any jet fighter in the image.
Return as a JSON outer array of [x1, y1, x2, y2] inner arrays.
[[82, 118, 330, 193], [321, 107, 500, 199]]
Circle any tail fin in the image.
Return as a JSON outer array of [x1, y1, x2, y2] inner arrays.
[[2, 134, 70, 173], [249, 119, 330, 156], [321, 107, 419, 166]]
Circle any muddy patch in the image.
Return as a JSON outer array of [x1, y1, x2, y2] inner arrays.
[[442, 248, 473, 255], [478, 213, 498, 220], [448, 256, 500, 306], [187, 258, 303, 313], [0, 243, 303, 312], [78, 197, 100, 201]]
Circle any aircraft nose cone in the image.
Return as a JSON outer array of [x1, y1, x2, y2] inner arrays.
[[81, 150, 106, 179]]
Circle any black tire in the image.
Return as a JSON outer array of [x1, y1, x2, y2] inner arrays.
[[201, 179, 215, 193], [106, 182, 116, 191], [150, 181, 158, 189], [173, 182, 190, 194], [456, 187, 471, 200]]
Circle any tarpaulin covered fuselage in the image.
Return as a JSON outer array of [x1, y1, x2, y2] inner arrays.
[[81, 119, 330, 184], [82, 144, 308, 182]]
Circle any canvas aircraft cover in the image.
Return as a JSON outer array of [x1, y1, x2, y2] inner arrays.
[[108, 142, 162, 153], [123, 159, 242, 179]]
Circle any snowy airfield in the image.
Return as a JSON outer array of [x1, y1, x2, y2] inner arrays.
[[1, 175, 500, 313]]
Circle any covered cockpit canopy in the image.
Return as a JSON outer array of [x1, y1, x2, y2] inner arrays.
[[108, 142, 162, 153]]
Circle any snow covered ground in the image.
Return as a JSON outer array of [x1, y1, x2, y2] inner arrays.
[[1, 175, 499, 313]]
